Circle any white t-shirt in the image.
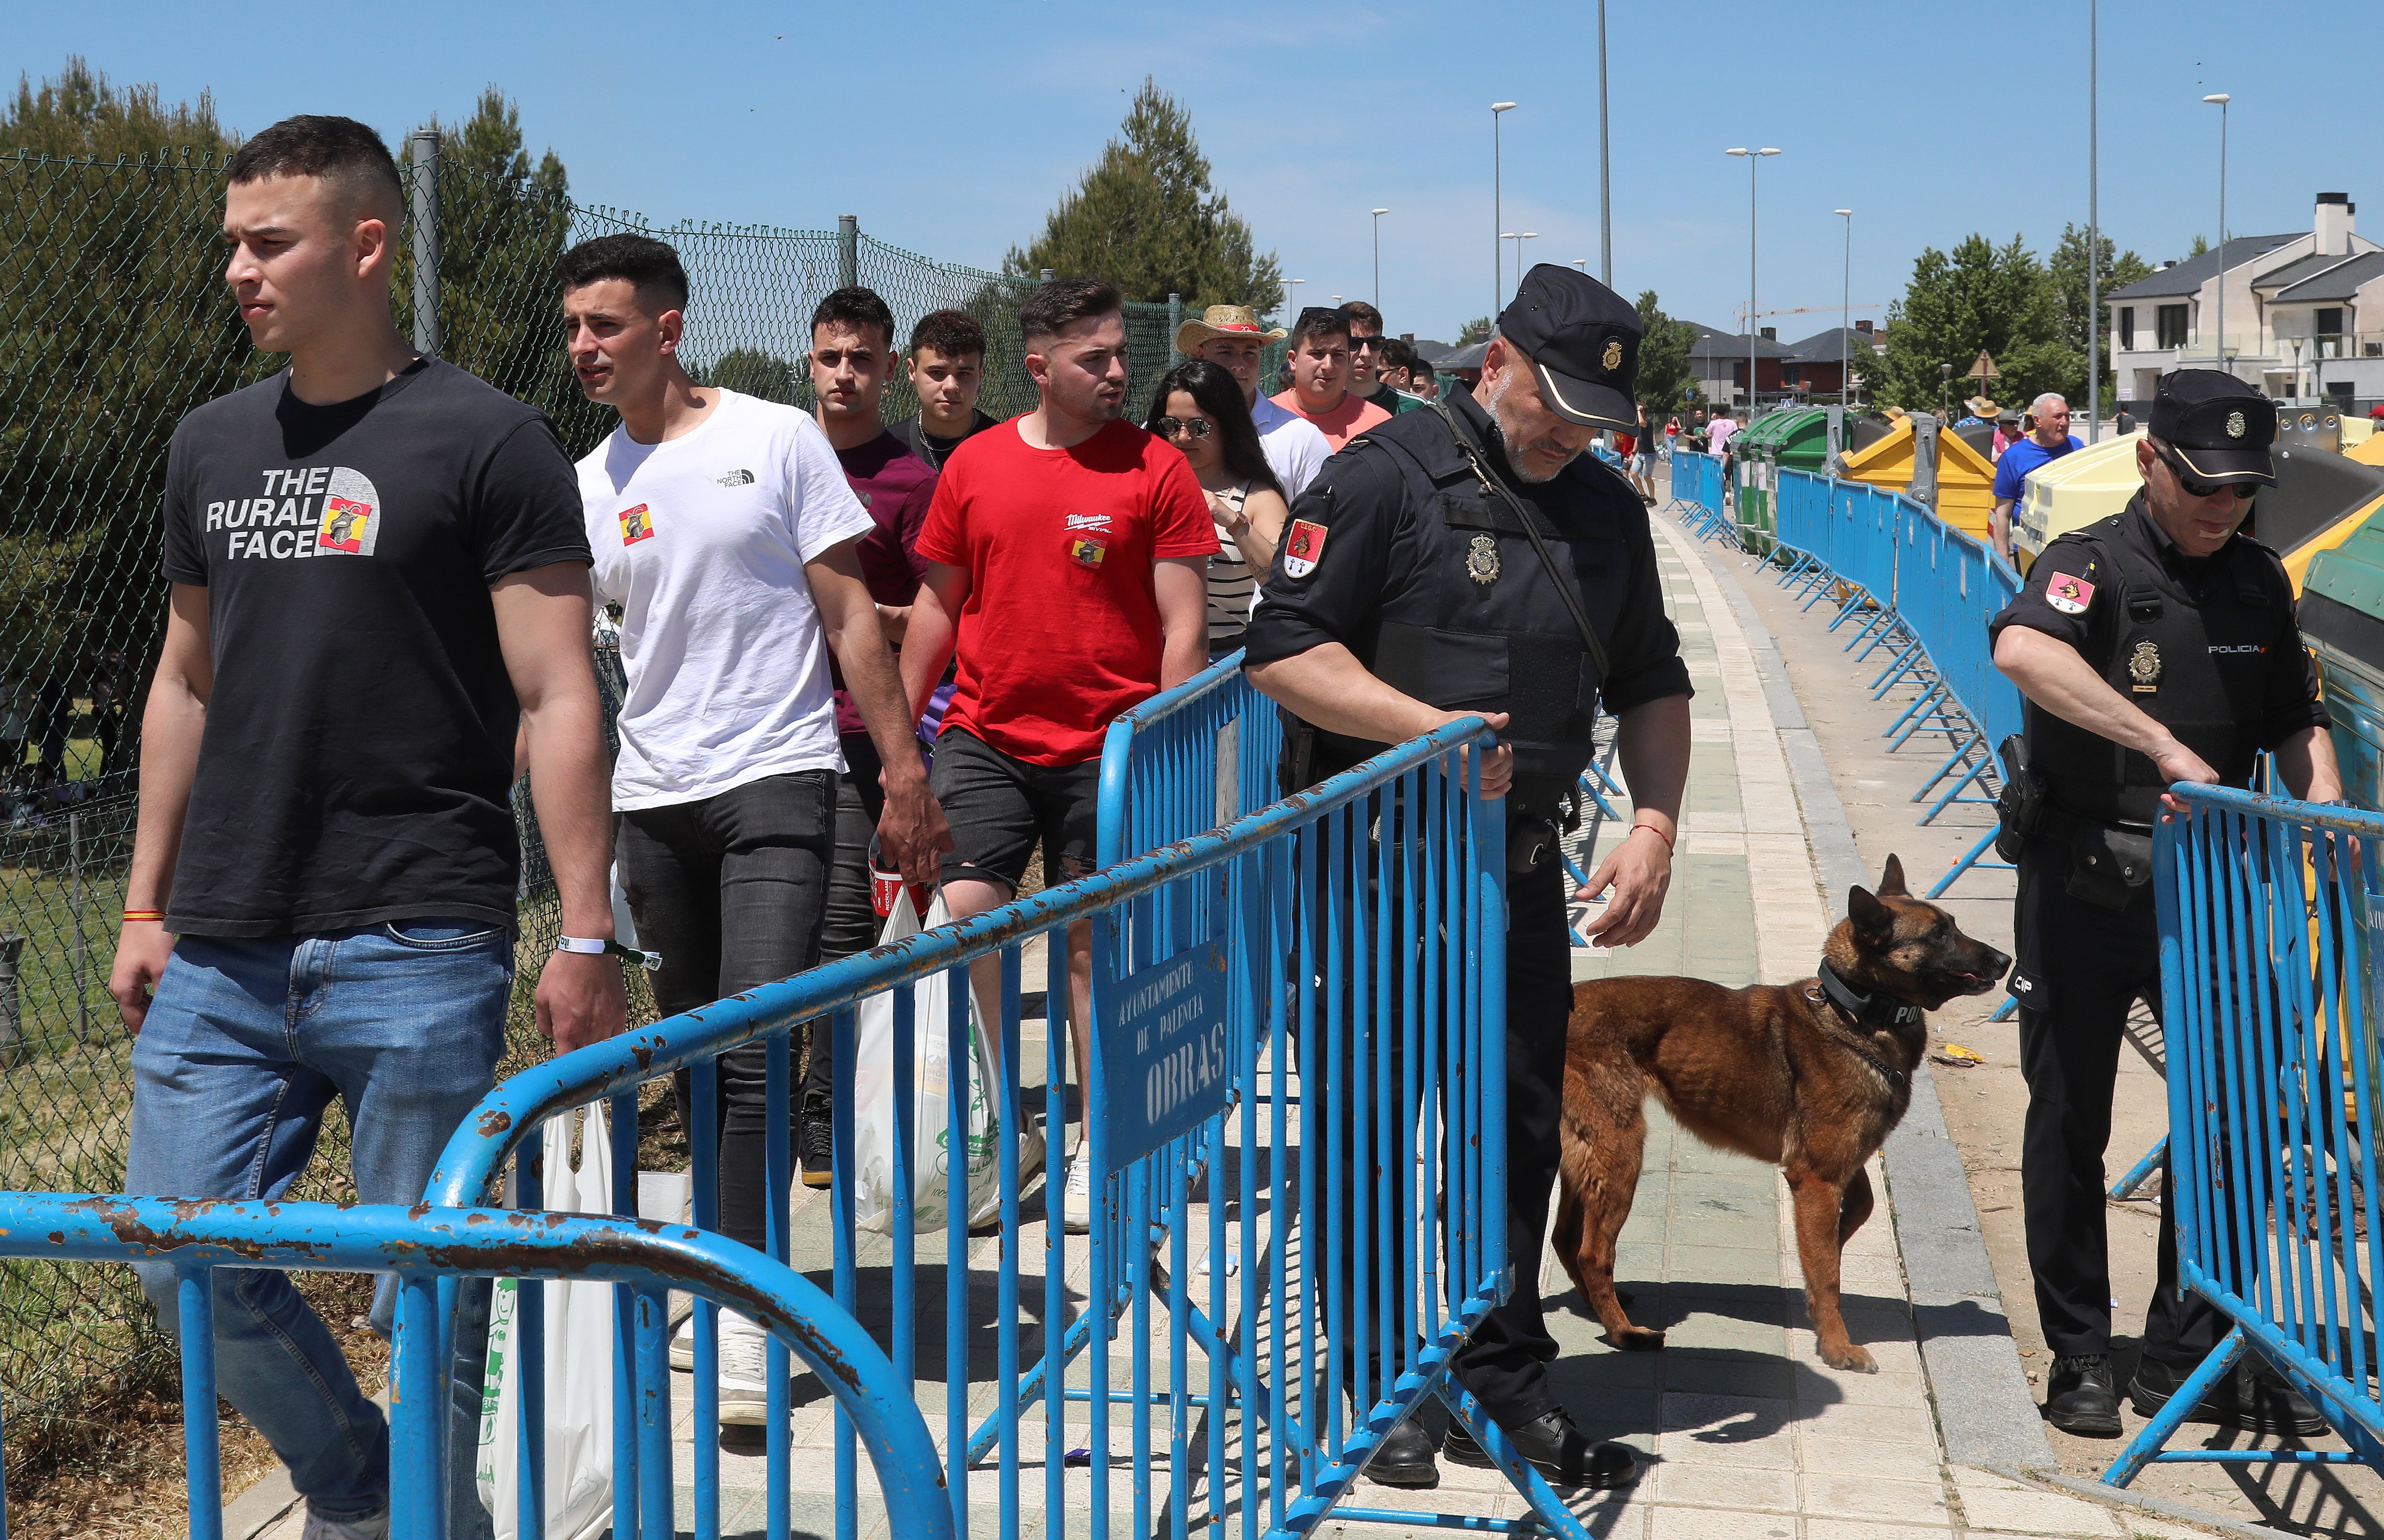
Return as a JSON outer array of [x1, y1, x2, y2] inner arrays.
[[580, 390, 875, 810], [1251, 393, 1330, 500]]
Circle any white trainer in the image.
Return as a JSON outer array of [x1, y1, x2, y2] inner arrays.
[[301, 1511, 390, 1540], [717, 1310, 771, 1425], [669, 1310, 696, 1371], [1060, 1150, 1094, 1235]]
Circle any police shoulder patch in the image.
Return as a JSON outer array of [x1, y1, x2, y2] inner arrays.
[[2043, 568, 2096, 615], [1283, 519, 1330, 579]]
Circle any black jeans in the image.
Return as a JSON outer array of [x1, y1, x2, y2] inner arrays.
[[2013, 840, 2221, 1368], [802, 732, 888, 1116], [618, 771, 834, 1250]]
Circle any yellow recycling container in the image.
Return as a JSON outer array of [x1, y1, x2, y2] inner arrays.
[[2011, 432, 2145, 574], [1838, 417, 1998, 544]]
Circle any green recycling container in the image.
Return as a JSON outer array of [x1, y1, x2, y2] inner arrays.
[[1737, 406, 1831, 555], [1731, 406, 1801, 553]]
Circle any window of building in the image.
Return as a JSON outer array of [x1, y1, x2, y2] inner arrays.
[[2118, 307, 2134, 350], [2316, 308, 2344, 336], [2157, 304, 2189, 349]]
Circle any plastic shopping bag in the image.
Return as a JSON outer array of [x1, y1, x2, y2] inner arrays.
[[852, 889, 1035, 1232], [476, 1103, 616, 1540]]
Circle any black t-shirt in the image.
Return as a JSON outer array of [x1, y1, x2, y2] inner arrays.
[[160, 359, 592, 936], [891, 409, 998, 472]]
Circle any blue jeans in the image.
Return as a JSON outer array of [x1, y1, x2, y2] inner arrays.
[[125, 920, 513, 1528]]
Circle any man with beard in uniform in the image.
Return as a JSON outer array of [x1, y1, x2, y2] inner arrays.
[[1989, 369, 2344, 1438], [1244, 264, 1693, 1490]]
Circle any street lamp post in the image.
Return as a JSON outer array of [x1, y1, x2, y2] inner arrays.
[[1724, 148, 1779, 414], [1370, 208, 1389, 308], [1836, 209, 1853, 407], [1288, 277, 1305, 326], [2088, 0, 2100, 439], [1596, 0, 1612, 285], [1503, 232, 1539, 293], [2204, 92, 2230, 373], [1492, 103, 1517, 321]]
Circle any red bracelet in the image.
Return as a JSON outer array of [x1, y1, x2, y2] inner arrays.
[[1631, 822, 1675, 853]]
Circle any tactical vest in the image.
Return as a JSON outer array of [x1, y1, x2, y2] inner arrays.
[[1316, 409, 1615, 811], [2024, 509, 2278, 828]]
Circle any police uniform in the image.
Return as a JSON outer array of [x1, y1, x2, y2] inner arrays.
[[1243, 266, 1691, 1479], [1986, 370, 2330, 1427]]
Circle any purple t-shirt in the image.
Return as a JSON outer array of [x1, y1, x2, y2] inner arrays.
[[829, 430, 935, 735]]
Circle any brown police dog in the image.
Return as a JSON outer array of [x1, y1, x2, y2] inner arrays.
[[1551, 855, 2009, 1372]]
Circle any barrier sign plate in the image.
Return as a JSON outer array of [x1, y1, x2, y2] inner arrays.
[[1097, 939, 1231, 1173]]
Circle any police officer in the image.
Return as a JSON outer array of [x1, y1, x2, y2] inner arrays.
[[1989, 369, 2343, 1437], [1244, 265, 1693, 1489]]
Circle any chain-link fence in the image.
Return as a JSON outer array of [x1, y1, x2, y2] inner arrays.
[[0, 138, 1268, 1474]]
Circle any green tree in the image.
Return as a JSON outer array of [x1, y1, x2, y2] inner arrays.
[[0, 60, 249, 702], [1457, 315, 1495, 346], [2045, 223, 2152, 405], [2188, 234, 2210, 259], [701, 346, 804, 406], [1631, 291, 1700, 420], [403, 89, 596, 447], [1006, 79, 1281, 315], [1876, 234, 2069, 413]]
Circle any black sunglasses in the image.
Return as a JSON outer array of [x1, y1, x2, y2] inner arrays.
[[1154, 416, 1214, 440], [2153, 440, 2258, 501], [1348, 334, 1385, 351]]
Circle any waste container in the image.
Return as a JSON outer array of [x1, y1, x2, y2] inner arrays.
[[1730, 406, 1799, 551], [2275, 433, 2384, 592], [1737, 406, 1831, 555], [1838, 415, 1999, 544], [2012, 431, 2145, 573]]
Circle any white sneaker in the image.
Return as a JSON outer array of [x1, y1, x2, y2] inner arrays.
[[717, 1310, 771, 1425], [1060, 1150, 1094, 1234], [669, 1310, 696, 1371], [302, 1511, 389, 1540]]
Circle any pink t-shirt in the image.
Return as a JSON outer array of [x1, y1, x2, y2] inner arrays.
[[1268, 389, 1392, 452]]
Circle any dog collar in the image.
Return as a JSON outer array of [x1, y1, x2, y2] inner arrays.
[[1814, 962, 1924, 1034]]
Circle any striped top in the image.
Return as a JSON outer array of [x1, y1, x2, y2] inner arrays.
[[1206, 482, 1259, 651]]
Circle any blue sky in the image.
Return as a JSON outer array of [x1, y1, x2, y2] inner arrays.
[[12, 2, 2379, 348]]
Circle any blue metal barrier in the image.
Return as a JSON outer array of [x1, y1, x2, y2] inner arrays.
[[423, 719, 1591, 1540], [1097, 650, 1284, 871], [0, 1195, 948, 1540], [2107, 786, 2384, 1485], [1669, 451, 1728, 540]]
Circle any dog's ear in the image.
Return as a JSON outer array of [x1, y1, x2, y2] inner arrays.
[[1847, 884, 1894, 937], [1877, 854, 1909, 897]]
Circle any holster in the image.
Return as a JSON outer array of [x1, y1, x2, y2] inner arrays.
[[1993, 734, 2047, 864]]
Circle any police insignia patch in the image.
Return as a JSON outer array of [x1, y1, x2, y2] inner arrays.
[[1283, 519, 1329, 579], [2129, 640, 2162, 692], [1602, 339, 1624, 372], [1466, 534, 1500, 585], [2045, 572, 2095, 615], [2225, 411, 2246, 439]]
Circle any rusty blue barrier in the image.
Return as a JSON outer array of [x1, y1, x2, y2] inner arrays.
[[0, 1195, 947, 1540], [421, 717, 1598, 1540], [2107, 785, 2384, 1486]]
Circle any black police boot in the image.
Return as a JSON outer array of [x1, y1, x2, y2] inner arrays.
[[2043, 1353, 2122, 1437], [800, 1104, 833, 1190], [1443, 1407, 1637, 1489], [2129, 1354, 2329, 1436], [1363, 1415, 1440, 1488]]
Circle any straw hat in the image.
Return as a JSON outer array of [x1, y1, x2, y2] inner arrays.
[[1964, 395, 1999, 418], [1174, 304, 1289, 353]]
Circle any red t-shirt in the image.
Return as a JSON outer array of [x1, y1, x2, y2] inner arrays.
[[1268, 388, 1391, 452], [916, 419, 1217, 766]]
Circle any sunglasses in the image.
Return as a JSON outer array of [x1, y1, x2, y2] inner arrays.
[[1348, 334, 1385, 352], [2153, 441, 2258, 501], [1154, 416, 1215, 440]]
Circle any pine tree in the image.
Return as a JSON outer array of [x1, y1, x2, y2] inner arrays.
[[2046, 224, 2152, 405], [1876, 234, 2069, 413], [1006, 79, 1281, 314]]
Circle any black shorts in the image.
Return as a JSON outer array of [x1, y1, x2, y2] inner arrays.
[[929, 727, 1103, 891]]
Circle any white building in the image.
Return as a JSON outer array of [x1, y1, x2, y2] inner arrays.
[[2106, 192, 2383, 407]]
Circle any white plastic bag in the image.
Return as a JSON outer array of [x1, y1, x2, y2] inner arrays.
[[476, 1103, 616, 1540], [852, 890, 1033, 1232]]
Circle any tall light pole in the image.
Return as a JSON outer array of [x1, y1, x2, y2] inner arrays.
[[1504, 232, 1539, 294], [1572, 258, 1589, 272], [1288, 277, 1305, 325], [2204, 93, 2230, 375], [1725, 148, 1779, 414], [1370, 208, 1389, 308], [1492, 103, 1518, 321], [1836, 209, 1853, 406], [1596, 0, 1612, 285], [2087, 0, 2100, 439]]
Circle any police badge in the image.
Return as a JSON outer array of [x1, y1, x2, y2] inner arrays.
[[1602, 339, 1624, 373], [2128, 639, 2162, 693], [1466, 534, 1500, 585], [2225, 411, 2245, 439]]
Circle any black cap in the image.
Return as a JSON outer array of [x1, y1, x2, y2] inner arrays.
[[1493, 264, 1642, 430], [2150, 369, 2276, 485]]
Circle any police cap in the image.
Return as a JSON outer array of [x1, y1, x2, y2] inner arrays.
[[2151, 369, 2276, 486], [1494, 264, 1641, 431]]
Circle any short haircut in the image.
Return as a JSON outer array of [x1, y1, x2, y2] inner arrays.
[[1338, 299, 1385, 333], [225, 115, 403, 221], [812, 285, 895, 350], [2030, 391, 2068, 414], [911, 308, 987, 361], [556, 233, 690, 315], [1376, 337, 1418, 372], [1291, 307, 1349, 349], [1020, 277, 1121, 345]]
